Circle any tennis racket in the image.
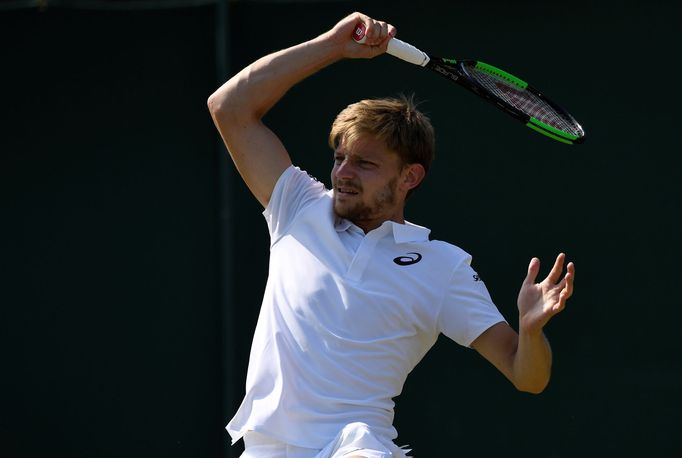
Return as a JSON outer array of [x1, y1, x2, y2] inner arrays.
[[353, 24, 585, 145]]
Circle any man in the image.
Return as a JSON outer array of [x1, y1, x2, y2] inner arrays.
[[208, 12, 574, 458]]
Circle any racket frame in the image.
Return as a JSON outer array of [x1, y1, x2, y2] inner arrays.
[[425, 57, 584, 145]]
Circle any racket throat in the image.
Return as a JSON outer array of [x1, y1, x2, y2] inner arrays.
[[430, 62, 460, 81]]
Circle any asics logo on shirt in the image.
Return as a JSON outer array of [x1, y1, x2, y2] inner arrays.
[[393, 252, 422, 266]]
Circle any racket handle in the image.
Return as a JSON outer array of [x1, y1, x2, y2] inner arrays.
[[353, 23, 430, 67], [386, 38, 430, 67]]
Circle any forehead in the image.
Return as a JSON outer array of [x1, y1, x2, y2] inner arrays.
[[336, 135, 396, 161]]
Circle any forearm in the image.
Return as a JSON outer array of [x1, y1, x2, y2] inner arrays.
[[511, 329, 552, 394], [208, 33, 341, 122]]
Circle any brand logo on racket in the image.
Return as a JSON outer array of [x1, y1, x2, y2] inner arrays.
[[393, 252, 422, 266], [352, 24, 366, 42], [433, 64, 458, 81]]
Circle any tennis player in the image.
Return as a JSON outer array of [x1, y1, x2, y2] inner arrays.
[[208, 12, 574, 458]]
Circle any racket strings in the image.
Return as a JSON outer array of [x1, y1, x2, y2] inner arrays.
[[467, 67, 582, 136]]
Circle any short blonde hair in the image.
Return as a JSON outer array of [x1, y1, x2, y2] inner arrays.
[[329, 95, 436, 180]]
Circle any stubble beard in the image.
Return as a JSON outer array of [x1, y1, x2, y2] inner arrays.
[[333, 177, 398, 223]]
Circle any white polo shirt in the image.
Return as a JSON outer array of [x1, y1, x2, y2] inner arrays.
[[227, 166, 505, 449]]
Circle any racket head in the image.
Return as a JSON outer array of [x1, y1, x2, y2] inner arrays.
[[456, 59, 585, 144]]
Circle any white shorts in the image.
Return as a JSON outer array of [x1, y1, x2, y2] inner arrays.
[[240, 422, 411, 458]]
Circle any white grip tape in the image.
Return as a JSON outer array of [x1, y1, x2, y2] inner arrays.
[[387, 38, 430, 67]]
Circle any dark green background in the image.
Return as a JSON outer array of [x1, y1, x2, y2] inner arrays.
[[2, 1, 680, 457]]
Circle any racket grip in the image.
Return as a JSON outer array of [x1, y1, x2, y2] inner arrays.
[[386, 38, 430, 67]]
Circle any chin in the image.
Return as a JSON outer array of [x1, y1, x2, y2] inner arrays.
[[333, 198, 355, 219], [332, 202, 349, 219]]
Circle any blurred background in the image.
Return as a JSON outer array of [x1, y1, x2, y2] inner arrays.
[[2, 0, 680, 456]]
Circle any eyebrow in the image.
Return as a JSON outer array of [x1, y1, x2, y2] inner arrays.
[[333, 151, 378, 163]]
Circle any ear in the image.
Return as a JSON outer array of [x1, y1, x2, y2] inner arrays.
[[400, 163, 426, 192]]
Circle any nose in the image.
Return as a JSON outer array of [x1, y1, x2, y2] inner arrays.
[[333, 157, 356, 180]]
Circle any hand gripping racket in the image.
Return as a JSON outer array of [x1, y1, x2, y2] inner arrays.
[[353, 24, 585, 145]]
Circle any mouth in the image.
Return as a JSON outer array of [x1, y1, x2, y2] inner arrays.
[[336, 187, 359, 195]]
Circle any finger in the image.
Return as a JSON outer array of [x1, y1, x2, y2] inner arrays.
[[554, 262, 575, 311], [349, 15, 395, 55], [523, 257, 540, 286], [368, 20, 390, 46], [562, 262, 575, 298], [376, 22, 396, 51], [372, 22, 383, 43], [379, 21, 389, 43], [545, 252, 566, 284], [556, 289, 569, 313], [359, 18, 378, 44], [553, 295, 567, 314]]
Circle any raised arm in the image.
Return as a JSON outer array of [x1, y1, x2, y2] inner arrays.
[[471, 253, 575, 393], [207, 12, 396, 207]]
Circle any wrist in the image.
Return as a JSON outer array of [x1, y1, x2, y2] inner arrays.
[[314, 30, 348, 61], [518, 316, 546, 339]]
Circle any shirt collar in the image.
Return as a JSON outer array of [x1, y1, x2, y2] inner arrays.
[[390, 220, 431, 243], [334, 218, 355, 233], [334, 217, 430, 243]]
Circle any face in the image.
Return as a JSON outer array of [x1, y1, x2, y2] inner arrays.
[[331, 136, 406, 232]]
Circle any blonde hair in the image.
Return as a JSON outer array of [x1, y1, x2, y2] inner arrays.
[[329, 95, 436, 182]]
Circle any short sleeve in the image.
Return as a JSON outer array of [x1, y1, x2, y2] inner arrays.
[[263, 165, 327, 243], [437, 257, 507, 347]]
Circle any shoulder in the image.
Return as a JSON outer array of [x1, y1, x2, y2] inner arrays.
[[266, 165, 328, 212], [278, 165, 327, 194], [264, 165, 330, 241], [424, 238, 473, 270]]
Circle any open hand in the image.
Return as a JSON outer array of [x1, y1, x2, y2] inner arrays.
[[517, 253, 575, 335]]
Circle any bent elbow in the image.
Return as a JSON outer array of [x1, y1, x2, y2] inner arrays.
[[207, 82, 238, 117], [207, 88, 252, 126], [207, 91, 241, 131], [519, 385, 545, 395], [515, 378, 549, 395], [207, 92, 224, 116]]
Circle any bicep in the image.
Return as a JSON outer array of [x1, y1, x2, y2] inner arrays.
[[470, 321, 519, 384], [209, 100, 292, 208]]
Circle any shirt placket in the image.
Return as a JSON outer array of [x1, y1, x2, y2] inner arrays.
[[345, 224, 390, 282]]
